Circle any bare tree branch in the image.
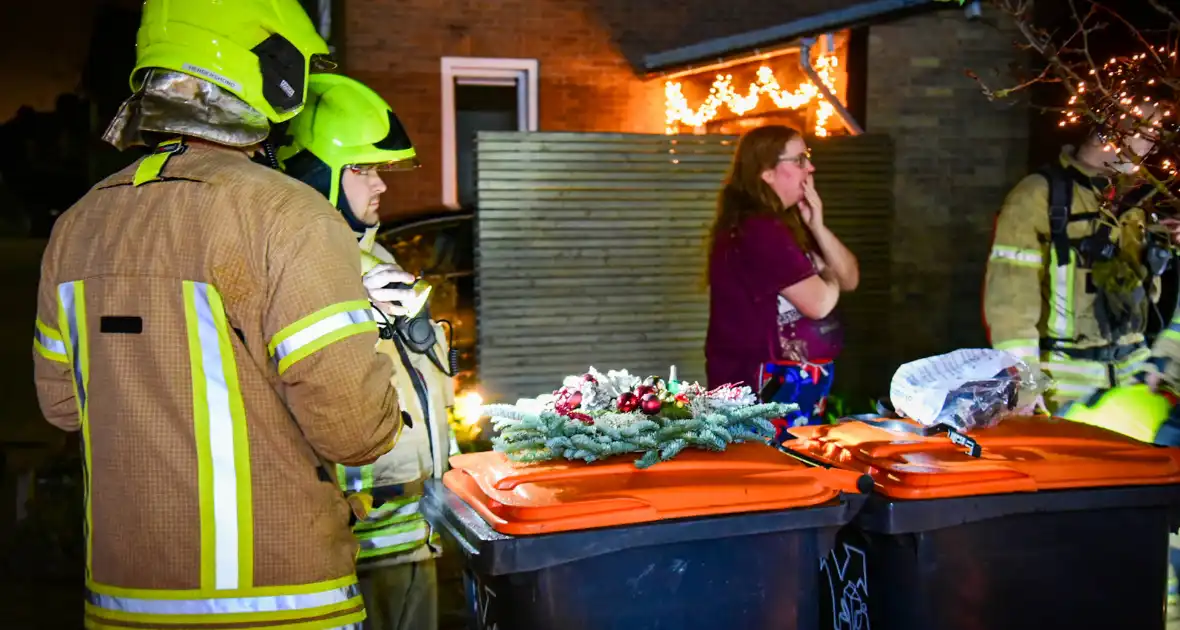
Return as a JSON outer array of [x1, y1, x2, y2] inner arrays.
[[1147, 0, 1180, 31], [961, 0, 1180, 217]]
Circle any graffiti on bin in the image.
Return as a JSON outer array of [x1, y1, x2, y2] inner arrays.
[[478, 583, 499, 630], [821, 543, 870, 630], [463, 569, 501, 630], [467, 573, 499, 630]]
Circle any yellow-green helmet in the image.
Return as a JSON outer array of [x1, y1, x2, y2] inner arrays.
[[278, 73, 417, 216], [133, 0, 332, 123], [1061, 384, 1173, 443]]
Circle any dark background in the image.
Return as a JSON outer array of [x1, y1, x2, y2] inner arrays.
[[0, 0, 1171, 627]]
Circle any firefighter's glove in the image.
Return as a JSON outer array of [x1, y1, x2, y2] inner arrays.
[[363, 264, 417, 318], [346, 491, 375, 522]]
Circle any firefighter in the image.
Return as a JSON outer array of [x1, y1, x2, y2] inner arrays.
[[279, 72, 459, 630], [1061, 384, 1173, 443], [983, 100, 1179, 412], [1061, 383, 1180, 612], [31, 2, 414, 628]]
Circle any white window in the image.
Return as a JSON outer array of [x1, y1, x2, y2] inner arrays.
[[440, 57, 539, 209]]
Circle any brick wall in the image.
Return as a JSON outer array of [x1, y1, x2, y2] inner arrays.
[[343, 0, 667, 218], [865, 6, 1030, 366], [343, 0, 877, 219]]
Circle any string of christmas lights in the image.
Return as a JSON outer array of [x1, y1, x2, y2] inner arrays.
[[663, 53, 841, 136], [1058, 47, 1178, 182]]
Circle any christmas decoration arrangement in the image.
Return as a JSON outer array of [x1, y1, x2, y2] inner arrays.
[[486, 367, 797, 468]]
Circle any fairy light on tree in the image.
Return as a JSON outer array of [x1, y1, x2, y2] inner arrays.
[[944, 0, 1180, 220]]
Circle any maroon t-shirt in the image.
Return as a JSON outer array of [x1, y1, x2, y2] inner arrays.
[[705, 215, 844, 389]]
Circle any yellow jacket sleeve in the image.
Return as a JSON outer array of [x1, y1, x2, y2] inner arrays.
[[984, 175, 1050, 367], [264, 212, 402, 467]]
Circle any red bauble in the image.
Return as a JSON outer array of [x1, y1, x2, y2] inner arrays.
[[635, 385, 655, 398], [617, 392, 639, 413], [555, 387, 582, 416], [640, 393, 662, 415]]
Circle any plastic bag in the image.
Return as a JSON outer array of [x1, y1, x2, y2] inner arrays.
[[889, 348, 1051, 431]]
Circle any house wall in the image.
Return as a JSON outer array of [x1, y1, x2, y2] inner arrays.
[[343, 0, 666, 219], [343, 0, 875, 220], [865, 6, 1030, 367]]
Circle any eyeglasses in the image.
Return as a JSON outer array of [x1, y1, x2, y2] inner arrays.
[[778, 148, 812, 167], [345, 157, 422, 175], [310, 54, 338, 73], [346, 164, 380, 176]]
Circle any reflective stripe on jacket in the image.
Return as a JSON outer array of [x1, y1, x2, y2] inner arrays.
[[32, 143, 402, 629]]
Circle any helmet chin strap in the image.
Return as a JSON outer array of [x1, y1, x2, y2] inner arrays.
[[261, 141, 281, 169]]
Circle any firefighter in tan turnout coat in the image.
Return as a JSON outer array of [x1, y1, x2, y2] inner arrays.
[[984, 102, 1180, 413], [30, 1, 418, 628]]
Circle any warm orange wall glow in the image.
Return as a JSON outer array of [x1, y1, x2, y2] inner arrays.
[[663, 34, 849, 136]]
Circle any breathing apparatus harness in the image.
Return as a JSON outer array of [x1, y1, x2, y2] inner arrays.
[[1041, 161, 1166, 275], [1038, 159, 1171, 360]]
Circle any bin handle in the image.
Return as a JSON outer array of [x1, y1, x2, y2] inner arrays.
[[840, 416, 983, 459], [775, 444, 875, 495]]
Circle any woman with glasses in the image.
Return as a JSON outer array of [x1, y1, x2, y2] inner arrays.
[[705, 124, 860, 438]]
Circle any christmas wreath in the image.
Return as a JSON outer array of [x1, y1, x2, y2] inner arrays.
[[487, 367, 797, 468]]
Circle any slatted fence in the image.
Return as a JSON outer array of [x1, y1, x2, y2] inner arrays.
[[475, 131, 894, 405]]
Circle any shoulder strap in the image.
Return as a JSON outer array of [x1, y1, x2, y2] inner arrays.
[[133, 137, 187, 186], [1037, 162, 1074, 267]]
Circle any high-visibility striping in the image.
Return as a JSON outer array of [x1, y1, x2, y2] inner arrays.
[[35, 318, 69, 362], [268, 301, 375, 374], [989, 245, 1043, 268], [356, 521, 431, 559], [337, 464, 375, 494], [183, 281, 254, 591], [353, 499, 421, 533], [85, 581, 362, 628], [1047, 248, 1076, 340], [57, 281, 94, 579], [59, 283, 88, 411], [994, 339, 1038, 362], [87, 582, 359, 615]]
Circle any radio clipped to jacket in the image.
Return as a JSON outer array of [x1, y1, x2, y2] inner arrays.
[[375, 277, 460, 378]]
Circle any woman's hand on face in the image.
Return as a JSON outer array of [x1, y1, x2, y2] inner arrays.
[[799, 175, 824, 228]]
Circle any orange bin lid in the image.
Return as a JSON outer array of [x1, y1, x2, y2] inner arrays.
[[784, 415, 1180, 500], [442, 442, 869, 536]]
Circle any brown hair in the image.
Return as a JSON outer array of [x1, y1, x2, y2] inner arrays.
[[706, 125, 814, 279]]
